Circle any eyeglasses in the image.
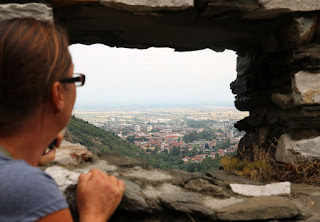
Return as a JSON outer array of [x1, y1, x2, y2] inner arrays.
[[59, 73, 86, 87]]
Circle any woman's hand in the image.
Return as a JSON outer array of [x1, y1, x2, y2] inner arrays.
[[38, 132, 64, 166], [38, 148, 56, 166], [77, 169, 125, 222]]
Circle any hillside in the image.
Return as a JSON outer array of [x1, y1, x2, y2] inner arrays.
[[66, 115, 222, 173], [66, 115, 146, 158]]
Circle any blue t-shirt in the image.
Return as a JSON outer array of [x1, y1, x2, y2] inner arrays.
[[0, 153, 69, 222]]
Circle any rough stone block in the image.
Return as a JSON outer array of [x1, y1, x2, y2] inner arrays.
[[259, 0, 320, 12], [230, 182, 291, 197], [0, 3, 53, 22], [123, 168, 172, 181], [271, 93, 294, 109], [244, 1, 320, 19], [99, 0, 193, 11], [53, 141, 93, 166], [292, 71, 320, 105], [285, 15, 318, 47], [200, 0, 260, 17], [203, 197, 244, 210], [120, 180, 150, 212], [45, 166, 80, 193], [291, 45, 320, 71], [184, 178, 230, 198], [276, 134, 320, 164], [236, 50, 255, 76], [217, 196, 303, 221]]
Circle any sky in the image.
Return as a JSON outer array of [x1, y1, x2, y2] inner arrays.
[[69, 44, 237, 108]]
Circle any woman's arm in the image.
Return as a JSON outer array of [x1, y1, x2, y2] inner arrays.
[[36, 169, 125, 222]]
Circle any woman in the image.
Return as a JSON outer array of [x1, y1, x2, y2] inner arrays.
[[0, 18, 125, 222]]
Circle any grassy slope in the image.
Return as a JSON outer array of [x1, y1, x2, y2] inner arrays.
[[66, 115, 146, 158]]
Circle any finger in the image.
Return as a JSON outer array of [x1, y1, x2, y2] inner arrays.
[[89, 168, 103, 178], [56, 132, 64, 148], [46, 147, 56, 155], [117, 179, 126, 194], [78, 172, 93, 188], [108, 175, 118, 184], [39, 147, 56, 165]]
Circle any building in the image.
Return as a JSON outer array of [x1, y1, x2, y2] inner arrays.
[[134, 125, 141, 132]]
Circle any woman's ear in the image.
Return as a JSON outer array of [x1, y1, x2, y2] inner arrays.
[[50, 81, 65, 112]]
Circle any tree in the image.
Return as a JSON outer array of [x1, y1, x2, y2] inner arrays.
[[126, 135, 136, 143], [183, 131, 198, 143], [181, 147, 189, 155], [171, 146, 181, 156]]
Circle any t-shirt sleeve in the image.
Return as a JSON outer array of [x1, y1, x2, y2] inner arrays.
[[0, 161, 69, 222]]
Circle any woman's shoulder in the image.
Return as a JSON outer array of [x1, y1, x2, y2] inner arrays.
[[0, 157, 68, 221], [0, 155, 53, 183], [0, 157, 61, 196]]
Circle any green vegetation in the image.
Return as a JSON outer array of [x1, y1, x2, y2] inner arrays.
[[146, 151, 222, 173], [67, 115, 223, 173], [67, 115, 145, 157], [185, 157, 222, 173], [185, 119, 216, 128], [183, 129, 217, 143], [216, 138, 232, 150]]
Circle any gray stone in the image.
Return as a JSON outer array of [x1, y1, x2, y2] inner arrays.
[[207, 171, 263, 185], [0, 3, 53, 22], [161, 193, 217, 219], [184, 178, 230, 198], [51, 0, 291, 51], [120, 180, 150, 212], [142, 183, 182, 199], [45, 166, 80, 193], [53, 141, 93, 167], [203, 197, 244, 210], [276, 134, 320, 164], [75, 160, 118, 174], [259, 0, 320, 11], [292, 71, 320, 105], [123, 168, 172, 181], [291, 45, 320, 71], [201, 0, 260, 17], [230, 76, 251, 95], [271, 93, 294, 109], [242, 1, 320, 19], [42, 159, 320, 221], [284, 15, 318, 47], [100, 153, 148, 168], [99, 0, 193, 12], [230, 182, 291, 197], [160, 192, 203, 206], [236, 50, 255, 77], [217, 196, 303, 221]]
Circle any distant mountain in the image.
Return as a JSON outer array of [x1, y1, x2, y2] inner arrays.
[[66, 115, 145, 158]]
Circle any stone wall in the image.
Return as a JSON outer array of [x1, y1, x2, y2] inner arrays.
[[2, 0, 320, 162], [233, 13, 320, 163], [45, 152, 320, 221]]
